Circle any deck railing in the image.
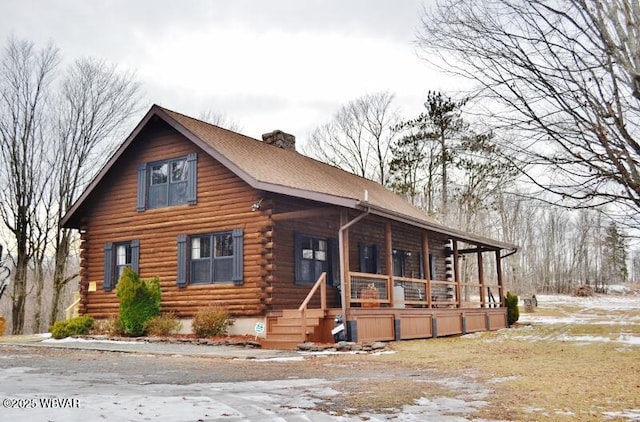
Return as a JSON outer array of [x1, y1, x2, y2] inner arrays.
[[65, 291, 81, 320], [347, 272, 501, 309], [348, 272, 391, 306]]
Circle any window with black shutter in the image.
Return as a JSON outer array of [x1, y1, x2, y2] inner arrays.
[[103, 240, 139, 291], [294, 233, 329, 285], [176, 229, 243, 287], [137, 153, 197, 211]]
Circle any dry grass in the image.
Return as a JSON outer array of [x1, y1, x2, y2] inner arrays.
[[374, 298, 640, 421], [314, 378, 450, 416]]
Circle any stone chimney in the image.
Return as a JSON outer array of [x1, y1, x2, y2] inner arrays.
[[261, 130, 296, 151]]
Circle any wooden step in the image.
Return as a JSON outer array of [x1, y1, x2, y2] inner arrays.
[[264, 307, 331, 349], [264, 332, 308, 342], [270, 325, 316, 335], [275, 317, 320, 326], [281, 308, 327, 319]]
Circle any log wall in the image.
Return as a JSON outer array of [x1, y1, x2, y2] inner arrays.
[[348, 218, 449, 277], [76, 121, 271, 318], [268, 204, 451, 310], [74, 119, 474, 320], [269, 195, 342, 309]]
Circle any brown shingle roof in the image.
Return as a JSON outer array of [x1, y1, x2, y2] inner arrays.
[[62, 104, 516, 251], [159, 106, 437, 224]]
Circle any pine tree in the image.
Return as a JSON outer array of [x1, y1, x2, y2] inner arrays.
[[601, 222, 628, 290]]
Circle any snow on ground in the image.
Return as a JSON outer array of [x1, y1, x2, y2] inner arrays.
[[0, 365, 501, 422], [514, 293, 640, 346], [607, 284, 639, 295], [42, 336, 141, 345], [532, 292, 640, 311], [4, 292, 639, 421]]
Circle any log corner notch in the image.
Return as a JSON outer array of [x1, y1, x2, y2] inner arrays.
[[260, 224, 275, 308]]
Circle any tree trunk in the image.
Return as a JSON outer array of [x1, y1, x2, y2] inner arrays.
[[440, 132, 447, 216], [11, 236, 28, 334], [50, 233, 71, 323], [32, 260, 45, 333]]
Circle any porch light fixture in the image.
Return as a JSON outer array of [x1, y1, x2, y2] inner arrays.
[[251, 198, 263, 212]]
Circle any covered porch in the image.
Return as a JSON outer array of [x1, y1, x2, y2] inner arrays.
[[263, 207, 516, 349]]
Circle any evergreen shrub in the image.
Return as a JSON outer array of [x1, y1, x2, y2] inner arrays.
[[116, 267, 161, 336], [505, 291, 520, 326], [50, 315, 95, 339]]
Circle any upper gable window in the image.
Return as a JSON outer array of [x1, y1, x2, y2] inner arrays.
[[137, 153, 197, 211], [149, 157, 188, 208]]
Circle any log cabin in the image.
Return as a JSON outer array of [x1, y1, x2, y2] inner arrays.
[[62, 104, 518, 348]]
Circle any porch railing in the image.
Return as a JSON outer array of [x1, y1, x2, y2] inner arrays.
[[298, 272, 327, 337], [65, 291, 81, 320], [347, 271, 501, 309], [348, 272, 391, 306]]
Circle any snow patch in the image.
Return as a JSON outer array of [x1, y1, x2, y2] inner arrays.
[[253, 356, 305, 362], [42, 337, 140, 345], [603, 409, 640, 421]]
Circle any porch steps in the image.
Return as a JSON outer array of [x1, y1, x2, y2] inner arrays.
[[262, 309, 327, 350]]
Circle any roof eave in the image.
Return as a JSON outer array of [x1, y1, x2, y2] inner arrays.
[[61, 105, 163, 228], [359, 202, 518, 252], [61, 105, 362, 228]]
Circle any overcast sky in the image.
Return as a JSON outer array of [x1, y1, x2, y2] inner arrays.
[[0, 0, 455, 145]]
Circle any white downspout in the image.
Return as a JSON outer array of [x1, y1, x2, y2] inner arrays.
[[339, 207, 370, 337]]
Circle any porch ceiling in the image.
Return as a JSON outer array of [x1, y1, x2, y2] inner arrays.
[[359, 202, 518, 253]]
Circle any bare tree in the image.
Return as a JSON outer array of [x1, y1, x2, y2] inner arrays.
[[452, 131, 518, 232], [49, 57, 141, 323], [0, 38, 60, 334], [304, 91, 398, 185], [31, 179, 57, 332], [418, 0, 640, 226], [198, 109, 242, 132]]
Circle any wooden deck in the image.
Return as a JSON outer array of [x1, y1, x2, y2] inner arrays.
[[347, 306, 507, 343], [262, 272, 507, 349], [263, 306, 507, 349]]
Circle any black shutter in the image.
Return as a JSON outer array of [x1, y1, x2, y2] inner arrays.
[[429, 254, 436, 280], [104, 243, 113, 292], [131, 239, 140, 274], [418, 252, 424, 279], [187, 153, 197, 205], [232, 228, 243, 285], [177, 234, 187, 288], [374, 245, 381, 274], [294, 232, 302, 284], [136, 163, 147, 212], [358, 243, 365, 272], [330, 238, 340, 287]]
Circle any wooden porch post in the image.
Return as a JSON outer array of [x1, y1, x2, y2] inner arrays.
[[422, 231, 431, 308], [340, 211, 350, 312], [478, 249, 485, 308], [385, 221, 394, 305], [495, 250, 504, 306], [453, 239, 461, 308]]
